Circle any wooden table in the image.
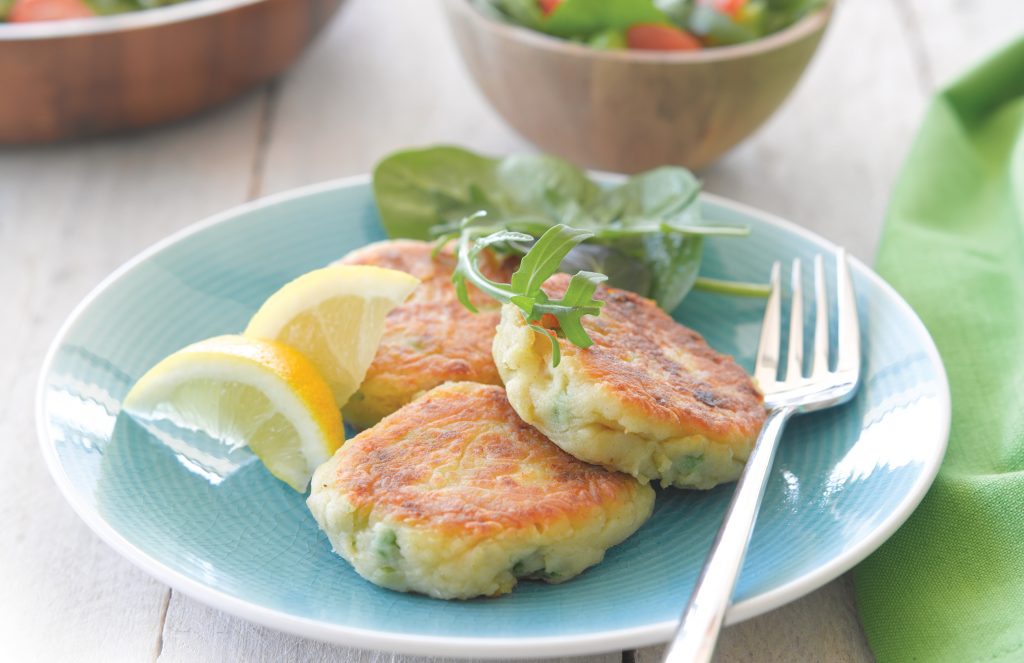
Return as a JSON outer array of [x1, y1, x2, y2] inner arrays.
[[3, 1, 1019, 660]]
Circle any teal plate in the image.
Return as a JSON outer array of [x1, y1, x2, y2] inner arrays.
[[37, 176, 949, 658]]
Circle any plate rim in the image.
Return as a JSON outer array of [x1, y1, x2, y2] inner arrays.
[[36, 174, 950, 658]]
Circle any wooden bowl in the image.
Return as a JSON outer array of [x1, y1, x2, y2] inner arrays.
[[0, 0, 345, 143], [443, 0, 833, 172]]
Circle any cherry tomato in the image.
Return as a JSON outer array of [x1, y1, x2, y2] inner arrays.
[[539, 313, 561, 330], [9, 0, 94, 22], [626, 24, 701, 51], [538, 0, 562, 17]]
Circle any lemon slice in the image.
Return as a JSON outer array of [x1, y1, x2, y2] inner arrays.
[[123, 335, 344, 492], [243, 265, 418, 408]]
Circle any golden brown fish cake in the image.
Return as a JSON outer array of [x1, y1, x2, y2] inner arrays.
[[306, 382, 655, 599], [493, 273, 766, 489], [335, 240, 517, 428]]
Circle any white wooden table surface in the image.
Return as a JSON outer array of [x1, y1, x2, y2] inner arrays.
[[2, 1, 1020, 661]]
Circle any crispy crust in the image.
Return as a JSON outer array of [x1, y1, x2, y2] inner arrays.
[[331, 382, 647, 537], [493, 273, 765, 489], [547, 273, 764, 442], [336, 240, 517, 428], [307, 382, 655, 598]]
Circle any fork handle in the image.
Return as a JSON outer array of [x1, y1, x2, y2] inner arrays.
[[662, 407, 794, 663]]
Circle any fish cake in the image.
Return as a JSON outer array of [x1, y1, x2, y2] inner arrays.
[[335, 240, 516, 429], [493, 273, 766, 489], [307, 382, 655, 600]]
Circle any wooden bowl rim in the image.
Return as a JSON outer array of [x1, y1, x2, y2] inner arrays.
[[0, 0, 267, 41], [446, 0, 834, 63]]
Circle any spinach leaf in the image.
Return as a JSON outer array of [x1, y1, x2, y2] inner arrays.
[[375, 147, 602, 240], [373, 146, 502, 240], [495, 153, 602, 226], [594, 167, 704, 310], [594, 166, 702, 225], [559, 244, 653, 296], [616, 232, 704, 312]]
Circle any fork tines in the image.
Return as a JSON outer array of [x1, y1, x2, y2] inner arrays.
[[755, 250, 860, 409]]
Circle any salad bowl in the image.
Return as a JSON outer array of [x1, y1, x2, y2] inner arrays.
[[444, 0, 834, 172], [0, 0, 345, 143]]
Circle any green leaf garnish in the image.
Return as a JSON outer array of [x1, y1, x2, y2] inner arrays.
[[693, 276, 773, 298], [454, 222, 605, 366], [511, 225, 595, 297], [528, 324, 562, 366], [374, 147, 767, 310]]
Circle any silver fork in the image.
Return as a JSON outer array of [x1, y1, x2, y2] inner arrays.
[[662, 250, 861, 663]]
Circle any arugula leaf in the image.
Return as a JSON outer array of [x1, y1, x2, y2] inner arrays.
[[693, 276, 773, 297], [556, 271, 608, 347], [454, 223, 604, 366], [528, 324, 561, 366], [511, 225, 595, 298], [451, 217, 530, 313]]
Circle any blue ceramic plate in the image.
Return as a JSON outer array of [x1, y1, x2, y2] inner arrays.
[[37, 176, 949, 658]]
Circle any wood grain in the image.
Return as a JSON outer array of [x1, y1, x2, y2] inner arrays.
[[1, 0, 1001, 660], [901, 0, 1024, 88], [0, 89, 265, 662], [635, 577, 873, 663], [0, 0, 344, 143], [161, 2, 918, 660], [158, 593, 619, 663], [259, 0, 531, 194]]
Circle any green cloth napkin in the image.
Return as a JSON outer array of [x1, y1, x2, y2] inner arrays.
[[853, 37, 1024, 663]]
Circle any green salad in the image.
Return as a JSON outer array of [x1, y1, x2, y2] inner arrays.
[[1, 0, 189, 23], [373, 146, 768, 360], [476, 0, 826, 50]]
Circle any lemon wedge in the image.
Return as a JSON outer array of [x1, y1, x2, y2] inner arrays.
[[243, 265, 418, 408], [123, 335, 344, 492]]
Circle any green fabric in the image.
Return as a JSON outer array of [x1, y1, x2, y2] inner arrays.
[[853, 38, 1024, 663]]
